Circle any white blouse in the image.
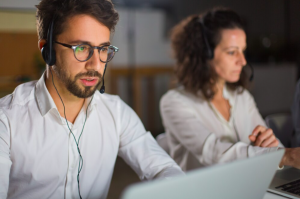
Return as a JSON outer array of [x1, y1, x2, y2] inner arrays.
[[160, 86, 283, 171], [208, 85, 239, 144]]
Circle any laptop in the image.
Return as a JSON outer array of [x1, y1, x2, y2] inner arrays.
[[121, 150, 284, 199], [268, 166, 300, 198]]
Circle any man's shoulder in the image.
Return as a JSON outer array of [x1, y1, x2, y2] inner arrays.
[[93, 91, 125, 110], [0, 81, 37, 109], [94, 91, 121, 103], [93, 92, 136, 123]]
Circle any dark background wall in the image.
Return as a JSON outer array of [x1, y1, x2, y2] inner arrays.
[[114, 0, 300, 65]]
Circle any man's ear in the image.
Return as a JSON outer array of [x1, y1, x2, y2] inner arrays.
[[38, 39, 47, 51]]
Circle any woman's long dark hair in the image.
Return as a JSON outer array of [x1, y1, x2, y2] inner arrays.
[[171, 7, 248, 100]]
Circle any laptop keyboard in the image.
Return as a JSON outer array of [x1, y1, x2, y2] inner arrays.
[[276, 179, 300, 195]]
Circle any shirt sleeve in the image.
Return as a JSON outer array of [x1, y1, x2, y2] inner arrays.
[[160, 93, 279, 167], [0, 109, 12, 199], [116, 98, 184, 180]]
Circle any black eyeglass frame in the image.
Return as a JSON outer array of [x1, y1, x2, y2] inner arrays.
[[54, 41, 119, 63]]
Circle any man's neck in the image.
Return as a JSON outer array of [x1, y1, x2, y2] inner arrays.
[[45, 69, 85, 124]]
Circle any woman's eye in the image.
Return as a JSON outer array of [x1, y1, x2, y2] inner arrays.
[[227, 51, 235, 55]]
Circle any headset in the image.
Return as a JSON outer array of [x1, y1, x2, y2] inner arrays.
[[41, 18, 107, 93], [41, 18, 56, 66], [198, 18, 214, 60], [198, 17, 254, 81]]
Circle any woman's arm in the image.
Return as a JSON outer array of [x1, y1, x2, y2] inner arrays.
[[160, 92, 278, 166]]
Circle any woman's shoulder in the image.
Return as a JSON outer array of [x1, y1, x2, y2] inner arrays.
[[161, 87, 206, 106], [234, 87, 255, 103], [162, 87, 185, 98], [236, 87, 253, 97]]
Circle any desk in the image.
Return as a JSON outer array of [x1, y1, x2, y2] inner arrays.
[[263, 192, 290, 199]]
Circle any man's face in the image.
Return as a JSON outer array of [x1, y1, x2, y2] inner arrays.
[[53, 14, 110, 98]]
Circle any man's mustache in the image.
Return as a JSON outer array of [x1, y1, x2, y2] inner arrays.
[[75, 70, 102, 79]]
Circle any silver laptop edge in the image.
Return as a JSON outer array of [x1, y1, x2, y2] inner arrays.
[[121, 150, 284, 199]]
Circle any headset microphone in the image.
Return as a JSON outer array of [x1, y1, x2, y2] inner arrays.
[[100, 81, 105, 94], [100, 63, 108, 94]]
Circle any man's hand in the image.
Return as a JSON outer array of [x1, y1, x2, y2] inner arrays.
[[280, 148, 300, 169], [248, 125, 279, 147]]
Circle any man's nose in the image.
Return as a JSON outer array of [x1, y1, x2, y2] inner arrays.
[[86, 49, 104, 72]]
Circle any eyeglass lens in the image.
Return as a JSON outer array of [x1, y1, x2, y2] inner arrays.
[[74, 44, 116, 62]]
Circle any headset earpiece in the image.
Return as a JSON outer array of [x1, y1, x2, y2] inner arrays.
[[198, 18, 214, 60], [41, 43, 49, 64], [41, 18, 56, 66]]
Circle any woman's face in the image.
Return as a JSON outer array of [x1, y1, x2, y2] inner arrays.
[[209, 28, 247, 83]]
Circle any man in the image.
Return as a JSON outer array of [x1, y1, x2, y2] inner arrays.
[[0, 0, 183, 198]]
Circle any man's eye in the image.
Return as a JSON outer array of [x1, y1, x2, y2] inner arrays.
[[77, 47, 86, 52], [76, 45, 90, 53], [100, 47, 108, 52], [227, 51, 235, 55]]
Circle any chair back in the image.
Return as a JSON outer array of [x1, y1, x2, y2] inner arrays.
[[265, 113, 294, 147]]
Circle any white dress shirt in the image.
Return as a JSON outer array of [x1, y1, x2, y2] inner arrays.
[[0, 74, 183, 199], [160, 86, 284, 171]]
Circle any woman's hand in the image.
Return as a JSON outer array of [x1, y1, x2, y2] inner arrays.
[[248, 125, 279, 147]]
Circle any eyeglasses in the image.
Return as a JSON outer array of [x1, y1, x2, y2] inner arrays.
[[55, 41, 119, 63]]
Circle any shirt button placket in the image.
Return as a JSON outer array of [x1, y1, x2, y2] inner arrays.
[[65, 122, 79, 199]]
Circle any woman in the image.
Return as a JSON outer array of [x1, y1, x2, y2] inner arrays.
[[160, 7, 284, 171]]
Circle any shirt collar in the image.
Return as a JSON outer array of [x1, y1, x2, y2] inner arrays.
[[35, 73, 57, 117], [84, 93, 98, 113], [35, 72, 98, 117]]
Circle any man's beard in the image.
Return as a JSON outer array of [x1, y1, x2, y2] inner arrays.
[[53, 65, 102, 98]]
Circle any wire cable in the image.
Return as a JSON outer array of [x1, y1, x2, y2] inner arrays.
[[49, 67, 93, 199]]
